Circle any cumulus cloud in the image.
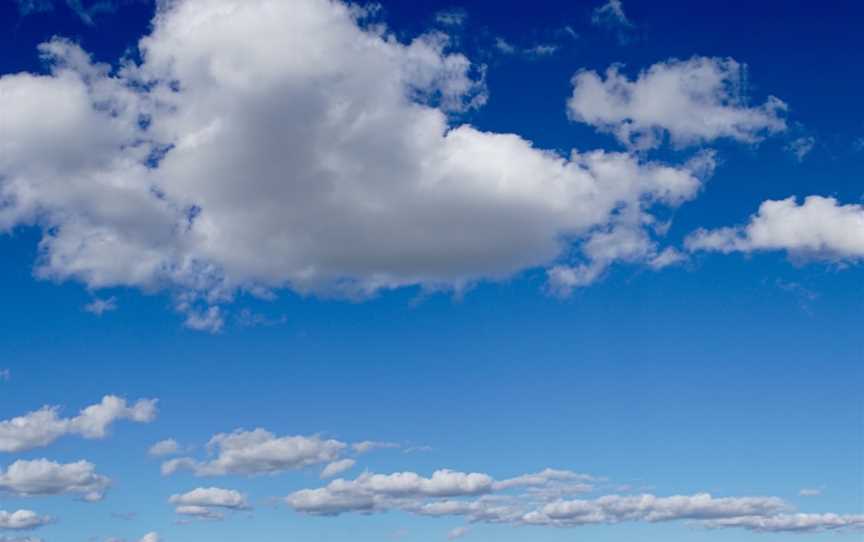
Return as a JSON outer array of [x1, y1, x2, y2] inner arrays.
[[148, 439, 180, 457], [0, 510, 52, 530], [0, 0, 715, 329], [169, 487, 249, 520], [321, 459, 357, 479], [0, 396, 157, 453], [0, 459, 110, 501], [287, 468, 590, 517], [162, 429, 346, 476], [685, 196, 864, 263], [568, 57, 787, 149], [704, 513, 864, 533], [284, 467, 861, 534]]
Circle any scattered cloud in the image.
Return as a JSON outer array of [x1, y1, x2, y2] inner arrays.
[[0, 396, 157, 453], [286, 470, 862, 534], [148, 439, 180, 457], [321, 459, 357, 479], [84, 296, 117, 315], [0, 459, 110, 501], [434, 8, 466, 27], [686, 196, 864, 263], [0, 0, 717, 329], [162, 429, 346, 476], [786, 136, 815, 161], [170, 487, 249, 520], [14, 0, 123, 26], [568, 57, 787, 150], [799, 488, 823, 497], [591, 0, 634, 44], [0, 510, 52, 530], [352, 441, 400, 454]]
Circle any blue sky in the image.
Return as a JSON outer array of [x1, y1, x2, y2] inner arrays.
[[0, 0, 862, 541]]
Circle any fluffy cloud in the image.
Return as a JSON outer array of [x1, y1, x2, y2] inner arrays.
[[162, 429, 345, 476], [0, 510, 52, 530], [0, 396, 157, 453], [0, 459, 110, 501], [169, 487, 249, 520], [685, 196, 864, 262], [148, 439, 180, 457], [704, 513, 864, 533], [0, 0, 715, 329], [321, 459, 357, 479], [523, 493, 789, 526], [285, 467, 861, 534], [286, 468, 590, 517], [568, 57, 787, 149]]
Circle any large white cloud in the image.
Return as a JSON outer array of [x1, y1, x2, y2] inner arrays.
[[685, 196, 864, 262], [0, 0, 714, 330], [0, 459, 110, 501], [0, 510, 52, 530], [162, 429, 346, 476], [568, 57, 786, 149], [0, 396, 157, 453]]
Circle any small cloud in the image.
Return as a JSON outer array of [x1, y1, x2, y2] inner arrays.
[[111, 511, 137, 520], [786, 136, 816, 161], [853, 137, 864, 152], [799, 487, 823, 497], [494, 37, 517, 55], [148, 439, 181, 457], [524, 44, 558, 57], [352, 441, 400, 454], [236, 309, 287, 328], [0, 369, 9, 382], [321, 459, 356, 479], [15, 0, 122, 26], [435, 8, 467, 27], [591, 0, 635, 44], [447, 527, 470, 540], [84, 296, 117, 316]]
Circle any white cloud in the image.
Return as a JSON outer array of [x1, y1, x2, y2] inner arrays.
[[0, 459, 110, 501], [0, 510, 52, 530], [0, 0, 714, 329], [0, 396, 157, 453], [799, 488, 822, 497], [321, 459, 357, 479], [786, 136, 815, 161], [492, 469, 592, 491], [138, 533, 160, 542], [169, 487, 248, 520], [162, 429, 345, 476], [447, 526, 469, 540], [352, 441, 400, 454], [685, 196, 864, 262], [148, 439, 180, 457], [84, 296, 117, 315], [568, 57, 787, 149], [704, 513, 864, 533]]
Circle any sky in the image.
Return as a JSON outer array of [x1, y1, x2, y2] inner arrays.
[[0, 0, 862, 541]]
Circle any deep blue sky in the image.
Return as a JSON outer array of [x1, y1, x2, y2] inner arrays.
[[0, 1, 862, 541]]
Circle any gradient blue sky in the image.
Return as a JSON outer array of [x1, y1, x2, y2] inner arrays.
[[0, 1, 862, 541]]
